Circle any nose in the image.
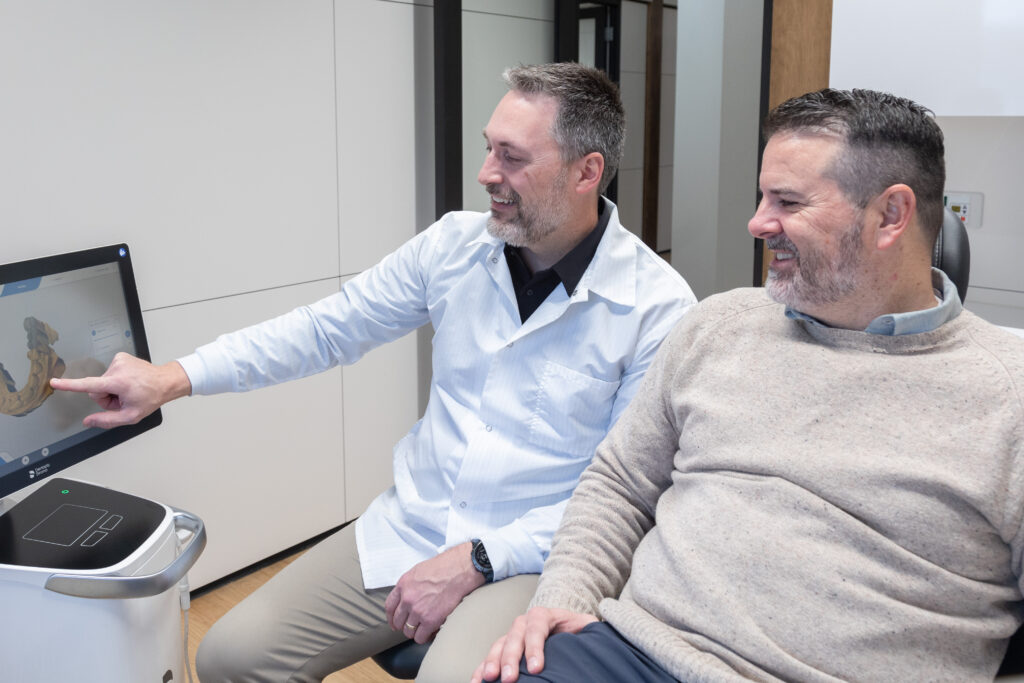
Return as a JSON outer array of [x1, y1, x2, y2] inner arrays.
[[477, 150, 501, 187], [748, 197, 781, 240]]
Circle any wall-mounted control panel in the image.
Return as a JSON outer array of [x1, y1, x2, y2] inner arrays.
[[944, 191, 984, 229]]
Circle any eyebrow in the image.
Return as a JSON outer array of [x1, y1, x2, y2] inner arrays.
[[762, 187, 804, 198], [482, 130, 526, 153]]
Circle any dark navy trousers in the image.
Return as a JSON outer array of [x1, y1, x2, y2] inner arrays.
[[515, 622, 680, 683]]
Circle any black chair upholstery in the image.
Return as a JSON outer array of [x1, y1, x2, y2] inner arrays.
[[370, 208, 980, 681], [1000, 628, 1024, 676], [371, 639, 431, 680], [933, 206, 970, 303]]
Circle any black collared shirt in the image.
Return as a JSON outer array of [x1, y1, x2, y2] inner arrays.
[[504, 198, 611, 323]]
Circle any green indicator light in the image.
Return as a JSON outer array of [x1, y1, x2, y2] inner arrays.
[[61, 489, 70, 495]]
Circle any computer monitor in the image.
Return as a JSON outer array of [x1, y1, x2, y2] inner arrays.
[[0, 244, 161, 500]]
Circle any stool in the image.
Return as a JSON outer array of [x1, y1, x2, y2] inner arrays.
[[371, 640, 431, 680]]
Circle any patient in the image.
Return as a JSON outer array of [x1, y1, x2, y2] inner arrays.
[[473, 88, 1024, 683]]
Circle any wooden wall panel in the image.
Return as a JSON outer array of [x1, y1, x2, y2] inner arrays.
[[769, 0, 832, 107], [760, 0, 833, 282]]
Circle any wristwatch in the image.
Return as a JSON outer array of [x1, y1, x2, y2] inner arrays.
[[470, 538, 494, 583]]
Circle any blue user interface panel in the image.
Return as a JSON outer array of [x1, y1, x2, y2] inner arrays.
[[0, 245, 161, 499]]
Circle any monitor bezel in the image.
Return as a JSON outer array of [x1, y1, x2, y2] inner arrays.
[[0, 243, 162, 499]]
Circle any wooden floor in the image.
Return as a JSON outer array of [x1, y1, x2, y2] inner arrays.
[[186, 550, 401, 683]]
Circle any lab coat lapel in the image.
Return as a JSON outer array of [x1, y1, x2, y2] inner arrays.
[[582, 204, 638, 310], [476, 238, 521, 324], [509, 285, 577, 342], [519, 210, 638, 342]]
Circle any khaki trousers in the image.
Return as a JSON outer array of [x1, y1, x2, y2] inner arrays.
[[196, 522, 538, 682]]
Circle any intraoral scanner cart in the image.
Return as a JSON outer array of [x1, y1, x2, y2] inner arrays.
[[0, 478, 206, 682], [0, 244, 206, 682]]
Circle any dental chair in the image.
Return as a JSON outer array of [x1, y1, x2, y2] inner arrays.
[[935, 204, 970, 303]]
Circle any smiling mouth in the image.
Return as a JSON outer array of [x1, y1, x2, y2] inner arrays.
[[486, 183, 517, 207], [766, 238, 797, 266]]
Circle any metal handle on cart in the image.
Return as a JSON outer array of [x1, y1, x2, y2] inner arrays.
[[44, 507, 207, 599]]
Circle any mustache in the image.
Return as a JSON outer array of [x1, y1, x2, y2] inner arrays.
[[765, 236, 798, 254], [486, 184, 520, 203]]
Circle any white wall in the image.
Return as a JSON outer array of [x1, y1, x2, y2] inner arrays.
[[461, 1, 555, 211], [0, 0, 574, 589], [940, 116, 1024, 327], [830, 0, 1024, 327], [0, 0, 428, 588], [830, 0, 1024, 117], [0, 1, 341, 306]]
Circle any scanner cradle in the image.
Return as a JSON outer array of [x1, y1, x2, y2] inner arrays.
[[0, 478, 166, 572]]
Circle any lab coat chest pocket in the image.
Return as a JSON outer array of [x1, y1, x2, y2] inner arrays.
[[527, 361, 620, 458]]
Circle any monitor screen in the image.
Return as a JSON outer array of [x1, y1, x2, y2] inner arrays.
[[0, 244, 161, 499]]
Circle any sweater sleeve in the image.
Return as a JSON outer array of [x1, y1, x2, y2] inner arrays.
[[529, 318, 690, 615]]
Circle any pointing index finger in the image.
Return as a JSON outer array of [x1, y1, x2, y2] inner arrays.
[[50, 376, 111, 395]]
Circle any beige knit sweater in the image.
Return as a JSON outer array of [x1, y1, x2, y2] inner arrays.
[[532, 287, 1024, 682]]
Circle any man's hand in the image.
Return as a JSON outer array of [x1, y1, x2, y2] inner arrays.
[[384, 541, 485, 644], [471, 606, 597, 683], [50, 352, 192, 429]]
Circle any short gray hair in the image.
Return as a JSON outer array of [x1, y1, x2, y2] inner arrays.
[[763, 88, 946, 242], [503, 62, 625, 195]]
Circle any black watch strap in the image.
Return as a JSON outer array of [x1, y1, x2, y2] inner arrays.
[[470, 538, 494, 583]]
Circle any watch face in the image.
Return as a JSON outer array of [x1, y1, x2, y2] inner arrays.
[[471, 539, 494, 583], [474, 541, 491, 569]]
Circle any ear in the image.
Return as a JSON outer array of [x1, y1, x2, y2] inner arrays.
[[572, 152, 605, 196], [871, 184, 916, 251]]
